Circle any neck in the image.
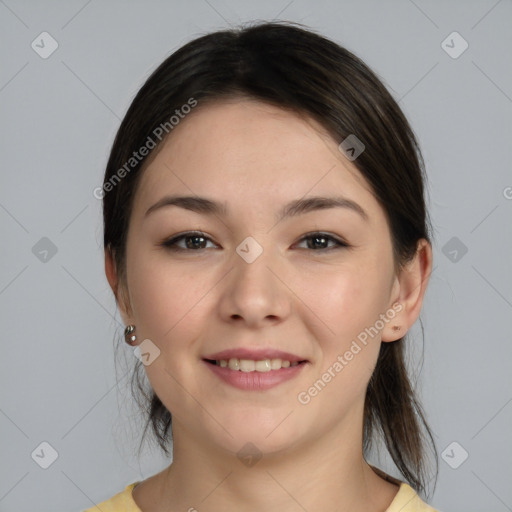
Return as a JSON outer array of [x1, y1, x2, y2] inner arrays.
[[151, 418, 399, 512]]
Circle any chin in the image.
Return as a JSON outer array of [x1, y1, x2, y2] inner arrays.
[[203, 409, 307, 459]]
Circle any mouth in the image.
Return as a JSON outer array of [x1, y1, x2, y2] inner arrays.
[[203, 357, 307, 372], [202, 354, 309, 391]]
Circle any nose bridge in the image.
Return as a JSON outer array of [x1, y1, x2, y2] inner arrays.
[[220, 235, 289, 324], [233, 235, 278, 294]]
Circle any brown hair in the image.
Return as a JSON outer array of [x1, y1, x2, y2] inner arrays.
[[103, 20, 437, 497]]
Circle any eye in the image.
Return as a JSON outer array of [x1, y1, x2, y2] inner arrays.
[[161, 231, 217, 251], [294, 232, 349, 251], [161, 231, 349, 252]]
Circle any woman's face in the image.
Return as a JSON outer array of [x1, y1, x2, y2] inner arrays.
[[115, 99, 402, 456]]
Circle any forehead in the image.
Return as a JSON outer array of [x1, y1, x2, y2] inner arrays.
[[132, 99, 379, 221]]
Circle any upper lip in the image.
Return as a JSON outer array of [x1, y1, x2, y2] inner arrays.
[[203, 348, 307, 363]]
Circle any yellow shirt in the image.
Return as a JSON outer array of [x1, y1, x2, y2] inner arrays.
[[83, 481, 439, 511]]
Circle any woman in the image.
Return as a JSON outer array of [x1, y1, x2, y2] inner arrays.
[[87, 21, 439, 511]]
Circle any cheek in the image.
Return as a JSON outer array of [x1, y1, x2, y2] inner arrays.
[[305, 262, 391, 343], [126, 247, 212, 348], [125, 249, 216, 416], [299, 260, 392, 395]]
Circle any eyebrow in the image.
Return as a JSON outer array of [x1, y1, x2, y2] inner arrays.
[[144, 194, 368, 222]]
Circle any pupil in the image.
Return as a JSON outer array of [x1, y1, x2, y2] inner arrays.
[[310, 236, 326, 249], [187, 236, 205, 249]]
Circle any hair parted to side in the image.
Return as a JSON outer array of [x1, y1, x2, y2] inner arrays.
[[103, 20, 437, 497]]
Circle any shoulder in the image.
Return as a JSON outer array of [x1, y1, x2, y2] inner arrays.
[[82, 482, 141, 512], [369, 465, 439, 512], [387, 483, 440, 512]]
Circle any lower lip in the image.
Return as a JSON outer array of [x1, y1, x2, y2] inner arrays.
[[203, 360, 307, 390]]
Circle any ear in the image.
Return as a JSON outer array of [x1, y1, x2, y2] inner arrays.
[[105, 247, 134, 325], [381, 238, 432, 342]]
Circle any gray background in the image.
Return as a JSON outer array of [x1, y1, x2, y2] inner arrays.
[[1, 1, 511, 511]]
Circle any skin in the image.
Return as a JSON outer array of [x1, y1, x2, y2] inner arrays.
[[105, 98, 432, 512]]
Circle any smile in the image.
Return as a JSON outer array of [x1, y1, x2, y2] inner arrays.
[[207, 357, 301, 372], [203, 358, 308, 390]]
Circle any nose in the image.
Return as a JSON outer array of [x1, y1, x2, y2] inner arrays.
[[217, 242, 291, 328]]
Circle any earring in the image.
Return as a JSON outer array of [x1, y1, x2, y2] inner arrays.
[[124, 324, 137, 345]]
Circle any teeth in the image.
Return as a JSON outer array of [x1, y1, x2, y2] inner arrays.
[[255, 359, 271, 372], [239, 359, 255, 372], [217, 358, 301, 372], [228, 358, 239, 371]]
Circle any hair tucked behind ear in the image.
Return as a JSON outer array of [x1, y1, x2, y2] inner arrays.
[[103, 20, 438, 497]]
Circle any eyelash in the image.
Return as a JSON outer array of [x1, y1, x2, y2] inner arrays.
[[160, 231, 349, 252]]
